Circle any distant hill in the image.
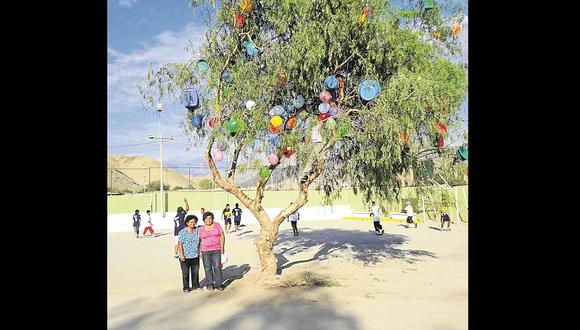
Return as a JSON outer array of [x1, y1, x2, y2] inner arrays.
[[108, 155, 206, 191]]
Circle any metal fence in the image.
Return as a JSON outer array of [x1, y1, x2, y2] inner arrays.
[[107, 165, 310, 193]]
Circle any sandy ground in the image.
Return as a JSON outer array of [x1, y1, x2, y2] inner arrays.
[[108, 219, 468, 330]]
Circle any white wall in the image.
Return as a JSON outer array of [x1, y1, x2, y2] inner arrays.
[[109, 205, 354, 233]]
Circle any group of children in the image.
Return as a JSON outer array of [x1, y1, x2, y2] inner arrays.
[[131, 209, 154, 239], [370, 201, 454, 235]]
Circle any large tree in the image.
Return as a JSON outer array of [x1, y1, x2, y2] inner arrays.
[[140, 0, 467, 277]]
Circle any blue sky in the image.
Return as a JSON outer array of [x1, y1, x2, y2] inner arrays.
[[108, 0, 468, 174]]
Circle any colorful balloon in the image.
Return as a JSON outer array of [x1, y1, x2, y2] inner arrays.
[[282, 147, 295, 158], [437, 122, 448, 135], [271, 105, 285, 116], [338, 123, 350, 137], [218, 142, 227, 151], [240, 0, 253, 13], [318, 102, 330, 114], [452, 22, 462, 36], [325, 117, 336, 129], [271, 115, 283, 128], [245, 100, 256, 110], [226, 119, 240, 133], [319, 91, 332, 102], [325, 75, 338, 89], [329, 107, 339, 117], [293, 95, 305, 109], [214, 149, 224, 162], [234, 13, 246, 28], [269, 124, 281, 134], [259, 166, 270, 179], [286, 117, 297, 129], [208, 117, 220, 128], [267, 153, 279, 165], [319, 113, 331, 121], [438, 137, 445, 148]]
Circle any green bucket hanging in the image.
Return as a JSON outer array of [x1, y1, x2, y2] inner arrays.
[[457, 146, 468, 161], [424, 0, 435, 10]]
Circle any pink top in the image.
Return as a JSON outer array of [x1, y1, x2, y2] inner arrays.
[[199, 223, 223, 252]]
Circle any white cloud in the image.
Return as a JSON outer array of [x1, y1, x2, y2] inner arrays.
[[108, 23, 206, 114], [118, 0, 138, 8]]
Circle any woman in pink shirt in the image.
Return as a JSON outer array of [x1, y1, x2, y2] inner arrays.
[[199, 211, 226, 291]]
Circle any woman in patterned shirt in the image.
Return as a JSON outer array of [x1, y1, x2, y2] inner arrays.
[[177, 215, 201, 293]]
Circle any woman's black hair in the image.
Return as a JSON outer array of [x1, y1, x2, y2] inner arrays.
[[203, 211, 214, 220], [185, 215, 198, 224]]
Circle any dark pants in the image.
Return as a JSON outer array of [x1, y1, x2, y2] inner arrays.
[[373, 221, 382, 232], [180, 257, 200, 290], [291, 221, 298, 235], [202, 250, 222, 289]]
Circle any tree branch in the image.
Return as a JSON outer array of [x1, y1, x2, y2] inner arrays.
[[204, 135, 256, 216], [254, 153, 283, 206], [227, 142, 244, 182], [271, 137, 338, 227]]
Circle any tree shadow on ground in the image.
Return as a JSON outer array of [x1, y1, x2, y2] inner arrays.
[[274, 228, 438, 273], [109, 279, 359, 330], [209, 288, 359, 330]]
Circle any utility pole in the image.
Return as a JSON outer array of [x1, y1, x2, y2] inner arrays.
[[148, 103, 174, 218]]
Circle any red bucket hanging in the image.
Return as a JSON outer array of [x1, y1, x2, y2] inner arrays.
[[234, 13, 246, 28]]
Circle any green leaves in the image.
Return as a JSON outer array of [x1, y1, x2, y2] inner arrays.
[[139, 0, 467, 202]]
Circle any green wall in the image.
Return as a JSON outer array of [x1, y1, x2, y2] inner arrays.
[[108, 186, 468, 221]]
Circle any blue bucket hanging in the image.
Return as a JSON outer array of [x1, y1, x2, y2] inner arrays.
[[246, 42, 258, 57], [325, 75, 338, 89], [197, 59, 209, 72], [191, 114, 203, 128], [358, 80, 381, 101], [270, 134, 281, 147], [222, 71, 233, 84], [182, 87, 200, 110], [271, 105, 286, 116]]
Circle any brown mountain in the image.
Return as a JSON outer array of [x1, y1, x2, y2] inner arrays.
[[108, 155, 202, 191]]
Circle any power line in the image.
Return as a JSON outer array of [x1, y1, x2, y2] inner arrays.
[[108, 142, 158, 149]]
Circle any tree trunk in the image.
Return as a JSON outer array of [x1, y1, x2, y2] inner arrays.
[[255, 227, 279, 277]]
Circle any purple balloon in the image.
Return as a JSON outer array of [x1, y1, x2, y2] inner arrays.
[[329, 107, 339, 117]]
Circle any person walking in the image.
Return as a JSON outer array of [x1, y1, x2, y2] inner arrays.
[[222, 204, 232, 234], [232, 203, 242, 233], [370, 202, 384, 235], [132, 209, 141, 239], [404, 201, 417, 228], [440, 209, 452, 231], [143, 210, 154, 236], [289, 210, 300, 236]]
